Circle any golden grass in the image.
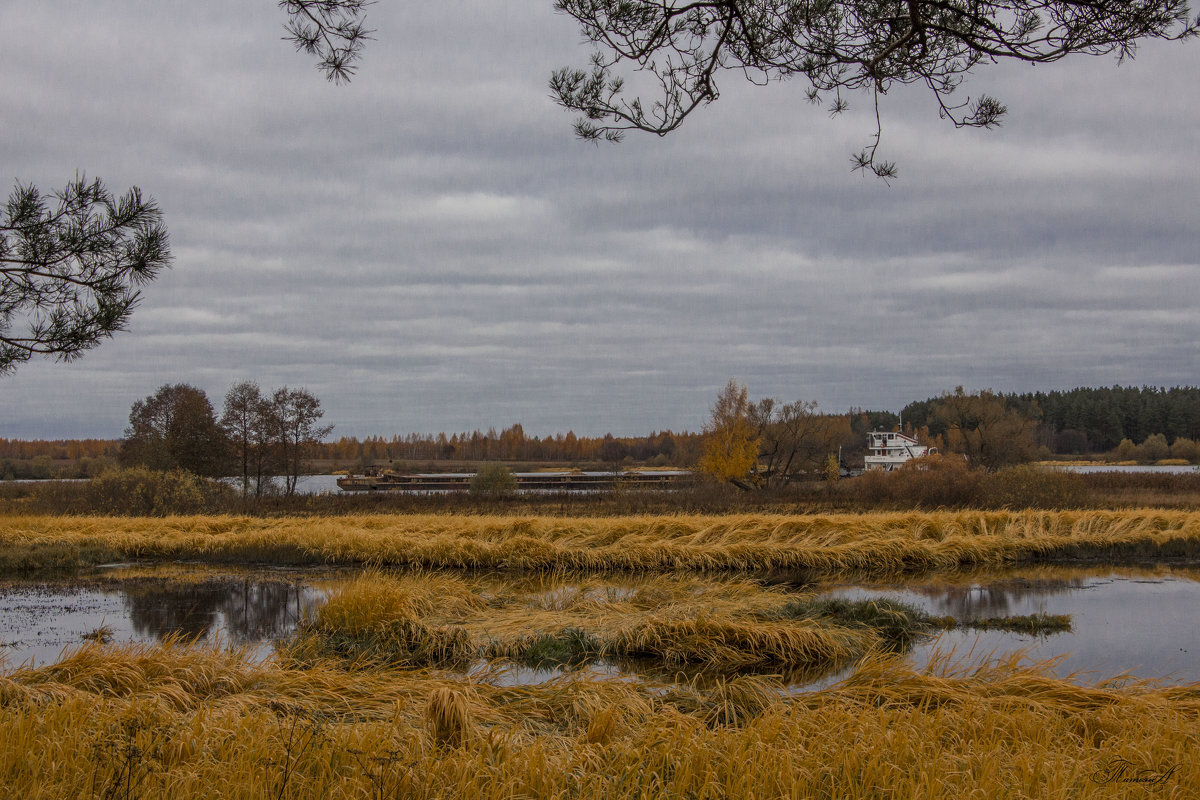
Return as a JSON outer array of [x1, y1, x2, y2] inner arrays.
[[278, 571, 884, 672], [1, 641, 1197, 799], [4, 512, 1198, 795], [280, 572, 476, 668], [5, 509, 1200, 575], [426, 686, 472, 747]]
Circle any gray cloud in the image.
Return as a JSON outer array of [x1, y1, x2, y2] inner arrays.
[[3, 1, 1198, 440]]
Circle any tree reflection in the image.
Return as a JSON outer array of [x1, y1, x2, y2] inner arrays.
[[123, 579, 322, 643], [905, 578, 1088, 620]]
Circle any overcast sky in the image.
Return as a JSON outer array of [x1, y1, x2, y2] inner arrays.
[[2, 1, 1198, 440]]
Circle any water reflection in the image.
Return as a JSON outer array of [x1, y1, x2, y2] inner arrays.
[[4, 562, 1199, 689], [123, 579, 320, 643], [821, 563, 1200, 684], [894, 577, 1089, 620], [465, 655, 843, 690], [0, 567, 330, 668]]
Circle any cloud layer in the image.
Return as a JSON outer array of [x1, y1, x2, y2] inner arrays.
[[3, 1, 1198, 439]]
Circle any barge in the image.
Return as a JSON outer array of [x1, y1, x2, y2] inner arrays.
[[336, 470, 690, 492]]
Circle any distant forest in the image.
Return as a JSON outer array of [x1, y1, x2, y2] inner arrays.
[[0, 429, 702, 476], [5, 386, 1200, 478], [311, 427, 701, 467], [903, 386, 1200, 454]]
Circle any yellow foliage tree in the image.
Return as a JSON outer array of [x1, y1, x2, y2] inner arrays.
[[698, 380, 760, 488]]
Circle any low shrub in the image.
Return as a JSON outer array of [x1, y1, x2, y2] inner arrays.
[[468, 463, 517, 498], [520, 627, 602, 667], [964, 613, 1072, 634], [847, 455, 985, 509], [776, 597, 942, 647], [837, 459, 1095, 510], [23, 467, 236, 516]]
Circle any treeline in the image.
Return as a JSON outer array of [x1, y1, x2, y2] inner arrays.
[[0, 439, 120, 480], [312, 426, 700, 467], [903, 385, 1200, 455], [8, 385, 1200, 480], [0, 439, 119, 460]]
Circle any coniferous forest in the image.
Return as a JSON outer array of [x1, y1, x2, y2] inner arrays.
[[902, 385, 1200, 455]]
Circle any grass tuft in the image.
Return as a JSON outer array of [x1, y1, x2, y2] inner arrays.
[[964, 613, 1073, 634], [520, 627, 601, 668], [775, 597, 940, 647], [279, 572, 476, 668], [425, 687, 472, 747]]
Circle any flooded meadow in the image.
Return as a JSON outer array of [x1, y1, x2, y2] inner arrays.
[[4, 560, 1197, 687], [3, 511, 1199, 798]]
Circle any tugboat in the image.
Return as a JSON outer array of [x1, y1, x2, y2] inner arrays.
[[863, 430, 932, 471]]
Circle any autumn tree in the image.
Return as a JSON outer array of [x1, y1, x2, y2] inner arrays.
[[931, 387, 1039, 470], [1170, 436, 1199, 463], [272, 386, 334, 496], [220, 381, 285, 496], [222, 381, 260, 494], [1, 177, 170, 375], [600, 434, 630, 469], [1140, 432, 1170, 462], [698, 380, 761, 488], [469, 463, 518, 498], [750, 397, 848, 488], [119, 384, 230, 477]]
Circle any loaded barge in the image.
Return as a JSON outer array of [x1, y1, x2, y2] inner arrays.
[[336, 470, 690, 492]]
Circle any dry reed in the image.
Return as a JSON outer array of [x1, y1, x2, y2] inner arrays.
[[282, 572, 882, 672], [1, 640, 1196, 799], [280, 572, 477, 667], [5, 509, 1200, 576], [425, 686, 472, 747], [4, 512, 1199, 796]]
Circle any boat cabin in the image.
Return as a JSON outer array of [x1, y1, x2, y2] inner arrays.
[[864, 430, 931, 471]]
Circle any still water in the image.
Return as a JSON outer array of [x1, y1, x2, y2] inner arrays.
[[2, 563, 1197, 686], [0, 565, 331, 668], [823, 563, 1200, 683]]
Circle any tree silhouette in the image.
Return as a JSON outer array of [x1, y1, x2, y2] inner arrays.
[[1, 177, 170, 375]]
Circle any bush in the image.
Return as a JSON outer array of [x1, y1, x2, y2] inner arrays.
[[1170, 437, 1199, 463], [1115, 438, 1138, 461], [469, 463, 517, 498], [843, 458, 1089, 510], [850, 454, 985, 509], [25, 467, 236, 515], [1140, 433, 1171, 462]]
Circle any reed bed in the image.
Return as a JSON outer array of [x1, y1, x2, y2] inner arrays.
[[279, 572, 1073, 674], [1, 641, 1196, 799], [278, 572, 881, 672], [5, 509, 1200, 576], [4, 516, 1195, 797]]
